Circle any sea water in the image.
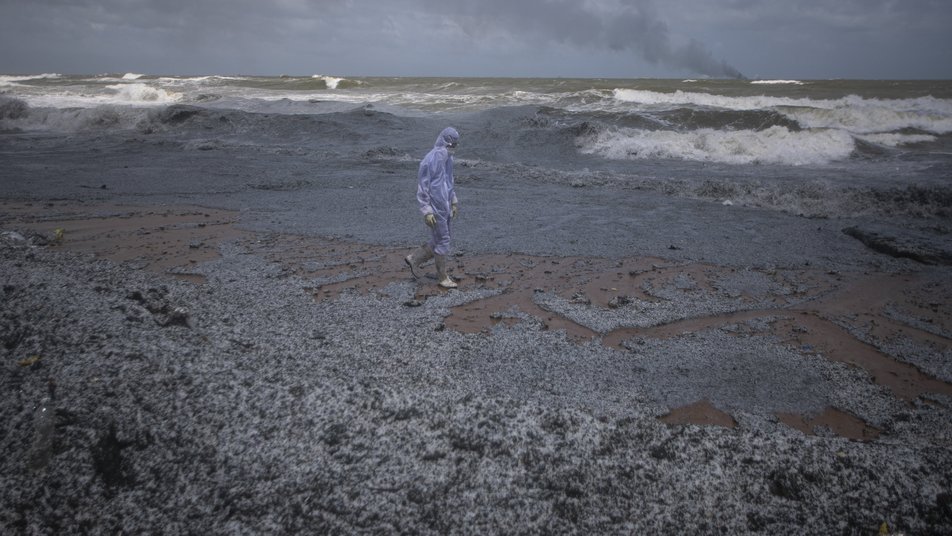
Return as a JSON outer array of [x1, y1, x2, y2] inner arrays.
[[1, 73, 950, 220]]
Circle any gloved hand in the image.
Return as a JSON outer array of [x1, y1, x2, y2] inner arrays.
[[424, 213, 437, 228], [451, 204, 458, 219]]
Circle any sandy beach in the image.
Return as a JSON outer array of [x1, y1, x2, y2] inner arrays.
[[3, 195, 951, 534]]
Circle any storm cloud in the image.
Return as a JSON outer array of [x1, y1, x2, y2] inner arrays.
[[424, 0, 745, 78], [0, 0, 949, 78]]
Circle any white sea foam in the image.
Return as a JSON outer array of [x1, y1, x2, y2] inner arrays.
[[16, 83, 183, 109], [611, 89, 952, 135], [751, 80, 804, 85], [578, 126, 856, 166], [154, 75, 240, 90], [856, 133, 937, 147], [784, 96, 952, 134], [105, 83, 181, 104], [169, 75, 241, 82], [613, 88, 806, 111], [122, 73, 145, 80], [0, 73, 62, 86], [313, 75, 344, 89]]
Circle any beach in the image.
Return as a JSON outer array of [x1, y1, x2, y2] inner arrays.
[[2, 75, 952, 533]]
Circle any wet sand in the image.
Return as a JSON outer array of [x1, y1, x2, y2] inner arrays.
[[7, 201, 243, 283], [9, 201, 951, 441]]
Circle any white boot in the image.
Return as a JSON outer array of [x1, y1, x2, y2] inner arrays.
[[404, 244, 434, 279], [435, 255, 458, 288]]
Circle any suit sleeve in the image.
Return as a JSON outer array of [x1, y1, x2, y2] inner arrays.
[[416, 157, 434, 215]]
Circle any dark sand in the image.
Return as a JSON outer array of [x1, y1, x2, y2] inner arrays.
[[3, 199, 951, 533], [14, 202, 952, 438]]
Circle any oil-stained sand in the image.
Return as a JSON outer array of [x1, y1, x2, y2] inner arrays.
[[10, 203, 945, 441], [3, 201, 243, 284]]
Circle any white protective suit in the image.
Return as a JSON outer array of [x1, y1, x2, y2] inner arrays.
[[417, 127, 459, 256]]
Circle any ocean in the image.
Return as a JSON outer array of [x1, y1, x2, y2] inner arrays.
[[2, 73, 951, 222]]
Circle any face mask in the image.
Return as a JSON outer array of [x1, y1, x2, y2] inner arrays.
[[446, 146, 456, 155]]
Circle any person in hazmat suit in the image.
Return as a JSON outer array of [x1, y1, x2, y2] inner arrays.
[[405, 126, 460, 288]]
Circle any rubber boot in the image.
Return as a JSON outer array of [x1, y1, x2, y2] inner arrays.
[[404, 244, 433, 279], [435, 255, 458, 288]]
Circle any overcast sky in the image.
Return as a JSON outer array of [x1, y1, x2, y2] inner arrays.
[[1, 0, 950, 79]]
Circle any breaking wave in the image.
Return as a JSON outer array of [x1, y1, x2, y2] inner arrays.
[[855, 133, 937, 147], [0, 73, 62, 86], [578, 125, 855, 166], [313, 75, 344, 89], [0, 104, 151, 132], [783, 98, 952, 135], [105, 83, 182, 104], [2, 74, 950, 172], [751, 80, 804, 85], [611, 89, 952, 135]]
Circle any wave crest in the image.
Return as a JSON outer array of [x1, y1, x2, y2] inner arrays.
[[312, 75, 344, 89], [578, 125, 855, 166], [785, 97, 952, 134], [751, 80, 804, 85], [105, 83, 181, 104], [0, 74, 63, 89], [612, 89, 952, 135]]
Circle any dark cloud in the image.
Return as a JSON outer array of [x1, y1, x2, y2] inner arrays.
[[0, 0, 949, 78], [424, 0, 745, 78], [0, 0, 343, 74], [658, 0, 952, 79]]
